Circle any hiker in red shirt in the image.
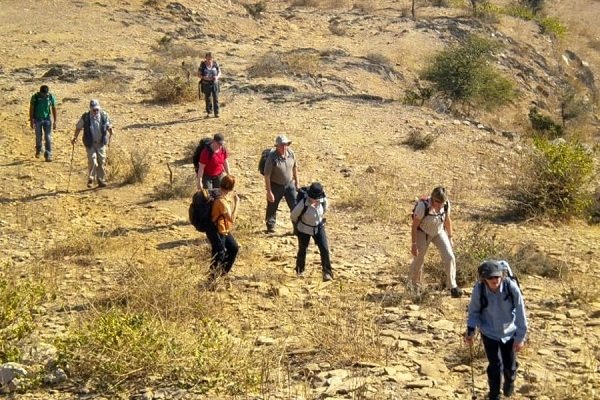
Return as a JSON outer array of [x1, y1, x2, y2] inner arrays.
[[196, 133, 230, 190]]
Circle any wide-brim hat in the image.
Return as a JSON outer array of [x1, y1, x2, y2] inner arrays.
[[307, 182, 325, 199]]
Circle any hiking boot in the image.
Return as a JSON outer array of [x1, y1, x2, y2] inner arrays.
[[322, 272, 333, 282], [87, 179, 94, 188], [266, 226, 276, 234], [98, 180, 107, 188], [44, 154, 52, 162], [35, 151, 42, 158], [503, 381, 515, 397], [214, 113, 219, 118], [450, 287, 463, 298], [488, 392, 501, 400], [296, 271, 304, 278]]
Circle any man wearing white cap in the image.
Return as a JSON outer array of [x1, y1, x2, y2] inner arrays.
[[263, 134, 299, 233], [72, 99, 113, 188]]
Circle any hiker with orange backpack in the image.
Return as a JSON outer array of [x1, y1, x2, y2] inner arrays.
[[409, 186, 462, 297], [465, 260, 528, 400]]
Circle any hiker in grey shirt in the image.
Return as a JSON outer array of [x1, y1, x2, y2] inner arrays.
[[72, 99, 113, 188], [263, 134, 299, 233]]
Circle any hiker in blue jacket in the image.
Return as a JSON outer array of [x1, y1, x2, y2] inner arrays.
[[465, 260, 528, 400]]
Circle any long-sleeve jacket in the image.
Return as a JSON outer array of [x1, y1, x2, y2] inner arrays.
[[467, 278, 528, 343], [211, 194, 234, 235], [291, 197, 327, 236]]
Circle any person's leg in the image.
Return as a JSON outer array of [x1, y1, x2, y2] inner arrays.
[[201, 175, 213, 189], [85, 146, 97, 184], [212, 84, 219, 117], [222, 234, 239, 273], [408, 230, 428, 287], [42, 119, 52, 160], [206, 227, 225, 277], [96, 145, 107, 185], [500, 338, 517, 396], [295, 232, 310, 275], [313, 225, 332, 278], [283, 181, 298, 211], [34, 120, 43, 157], [204, 84, 213, 115], [482, 335, 503, 400], [265, 182, 284, 231], [431, 231, 457, 289]]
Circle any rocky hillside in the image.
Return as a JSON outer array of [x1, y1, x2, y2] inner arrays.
[[0, 0, 599, 399]]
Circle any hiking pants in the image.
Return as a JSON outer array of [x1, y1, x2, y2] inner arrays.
[[295, 225, 332, 276], [408, 229, 457, 289], [202, 172, 225, 190], [34, 118, 52, 159], [200, 81, 219, 116], [265, 181, 297, 230], [207, 226, 238, 275], [86, 144, 108, 183], [482, 335, 517, 399]]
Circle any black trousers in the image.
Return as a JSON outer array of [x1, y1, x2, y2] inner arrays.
[[482, 334, 517, 398], [206, 226, 238, 275], [295, 225, 332, 276], [265, 181, 297, 230], [200, 81, 219, 115]]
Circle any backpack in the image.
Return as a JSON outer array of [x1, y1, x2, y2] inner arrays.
[[258, 147, 275, 175], [192, 138, 213, 173], [412, 196, 449, 220], [477, 260, 522, 311], [189, 188, 221, 232]]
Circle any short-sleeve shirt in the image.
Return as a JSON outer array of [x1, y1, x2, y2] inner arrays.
[[264, 149, 295, 186], [414, 199, 450, 237], [30, 92, 56, 120], [199, 147, 228, 176]]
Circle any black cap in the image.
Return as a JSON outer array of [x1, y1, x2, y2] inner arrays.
[[307, 182, 325, 199], [479, 260, 504, 279], [40, 85, 49, 94]]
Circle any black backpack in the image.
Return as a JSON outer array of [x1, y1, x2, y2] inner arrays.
[[412, 196, 448, 220], [189, 188, 221, 232], [477, 260, 522, 311], [258, 147, 275, 175], [192, 138, 213, 173]]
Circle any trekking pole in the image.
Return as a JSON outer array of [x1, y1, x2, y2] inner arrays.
[[469, 342, 477, 400], [67, 143, 75, 193]]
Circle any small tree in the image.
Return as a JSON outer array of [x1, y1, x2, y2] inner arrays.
[[421, 35, 515, 110]]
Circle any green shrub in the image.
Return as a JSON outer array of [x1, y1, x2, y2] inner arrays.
[[56, 308, 259, 391], [509, 138, 594, 220], [529, 107, 564, 138], [503, 4, 535, 20], [539, 16, 567, 39], [0, 269, 45, 362], [421, 35, 515, 110]]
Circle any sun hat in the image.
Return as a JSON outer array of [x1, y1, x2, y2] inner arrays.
[[89, 99, 101, 110], [479, 260, 504, 279]]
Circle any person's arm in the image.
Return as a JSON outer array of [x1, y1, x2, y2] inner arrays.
[[211, 199, 227, 235], [290, 199, 304, 223], [264, 153, 274, 202], [215, 63, 221, 80], [411, 216, 422, 257], [51, 95, 57, 129], [223, 158, 230, 175], [29, 98, 34, 129], [72, 117, 84, 145], [196, 163, 205, 189], [464, 284, 482, 345], [512, 282, 528, 351], [292, 162, 299, 190]]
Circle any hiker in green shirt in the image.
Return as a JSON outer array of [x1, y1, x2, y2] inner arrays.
[[29, 85, 57, 162]]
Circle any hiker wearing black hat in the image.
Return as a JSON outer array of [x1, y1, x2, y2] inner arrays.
[[291, 182, 333, 281], [465, 260, 528, 400], [264, 134, 299, 233], [196, 133, 230, 190], [29, 85, 57, 162], [409, 186, 462, 298], [72, 99, 113, 188]]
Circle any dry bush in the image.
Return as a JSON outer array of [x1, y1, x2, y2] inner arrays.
[[248, 50, 320, 78], [366, 52, 393, 69], [44, 234, 104, 260], [402, 129, 439, 150], [243, 2, 267, 18], [154, 38, 198, 60], [106, 148, 152, 185], [84, 75, 129, 94], [152, 170, 196, 200], [328, 22, 347, 36], [291, 0, 350, 8], [353, 1, 375, 12]]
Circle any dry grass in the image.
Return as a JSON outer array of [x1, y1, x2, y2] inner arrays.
[[107, 148, 152, 184], [291, 0, 351, 9], [248, 50, 320, 78]]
